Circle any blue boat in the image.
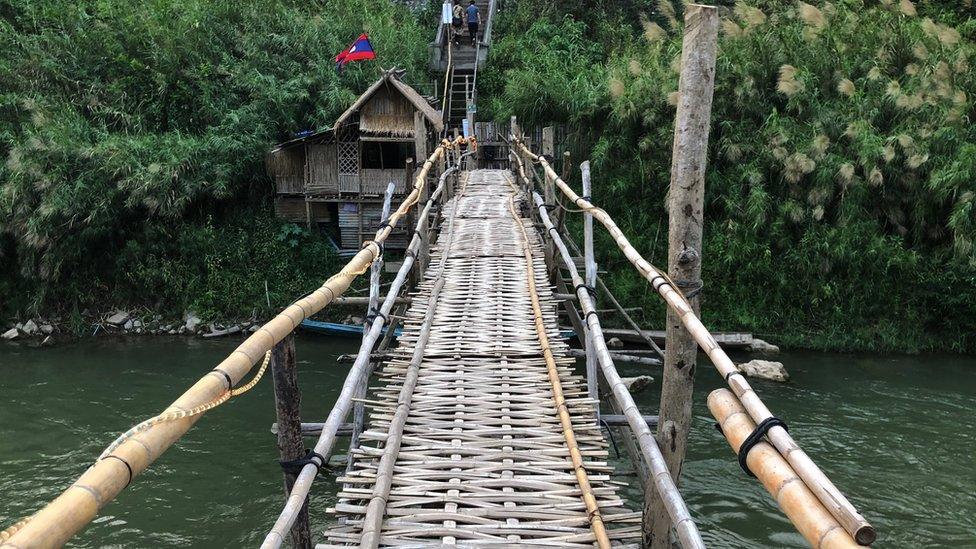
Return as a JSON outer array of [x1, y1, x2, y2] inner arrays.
[[300, 319, 404, 338]]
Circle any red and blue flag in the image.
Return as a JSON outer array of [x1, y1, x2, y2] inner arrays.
[[335, 33, 376, 71]]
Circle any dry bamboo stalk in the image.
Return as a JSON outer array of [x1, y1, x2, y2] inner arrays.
[[359, 155, 468, 547], [260, 153, 469, 549], [346, 181, 398, 474], [506, 177, 611, 549], [519, 167, 704, 549], [516, 140, 876, 545], [709, 389, 860, 548]]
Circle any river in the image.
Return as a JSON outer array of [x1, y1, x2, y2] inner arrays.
[[1, 336, 973, 547]]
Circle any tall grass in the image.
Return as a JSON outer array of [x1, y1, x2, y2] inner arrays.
[[487, 0, 976, 352]]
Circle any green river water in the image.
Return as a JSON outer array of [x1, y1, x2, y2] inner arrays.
[[1, 336, 974, 547]]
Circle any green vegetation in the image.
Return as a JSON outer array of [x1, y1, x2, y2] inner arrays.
[[484, 0, 976, 352], [0, 0, 430, 321], [2, 0, 974, 352]]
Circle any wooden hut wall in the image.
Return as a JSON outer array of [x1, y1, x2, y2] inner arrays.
[[307, 142, 339, 195], [274, 196, 307, 223], [338, 202, 409, 250], [360, 168, 405, 195], [359, 86, 415, 136], [267, 147, 305, 194]]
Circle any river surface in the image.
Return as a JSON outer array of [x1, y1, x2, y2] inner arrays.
[[1, 336, 974, 547]]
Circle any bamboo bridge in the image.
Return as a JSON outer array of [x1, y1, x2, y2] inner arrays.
[[1, 6, 876, 549]]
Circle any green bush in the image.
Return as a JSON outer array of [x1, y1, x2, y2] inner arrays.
[[488, 0, 976, 352], [0, 0, 428, 318]]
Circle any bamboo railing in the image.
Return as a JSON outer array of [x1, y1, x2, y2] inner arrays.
[[260, 145, 476, 549], [1, 137, 472, 549], [514, 140, 875, 545], [511, 151, 705, 549]]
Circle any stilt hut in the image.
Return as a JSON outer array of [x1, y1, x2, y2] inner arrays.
[[267, 69, 444, 250]]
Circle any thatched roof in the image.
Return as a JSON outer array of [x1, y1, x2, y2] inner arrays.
[[333, 70, 443, 134]]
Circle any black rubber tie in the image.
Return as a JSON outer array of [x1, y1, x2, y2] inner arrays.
[[675, 279, 704, 299], [103, 455, 134, 487], [213, 369, 233, 390], [737, 417, 789, 477], [584, 310, 599, 322], [279, 450, 327, 474], [574, 283, 597, 298], [725, 370, 744, 382]]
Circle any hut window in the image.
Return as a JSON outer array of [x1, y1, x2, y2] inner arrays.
[[361, 142, 413, 169]]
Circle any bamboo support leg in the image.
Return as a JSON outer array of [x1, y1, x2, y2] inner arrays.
[[581, 161, 599, 418], [270, 336, 311, 549]]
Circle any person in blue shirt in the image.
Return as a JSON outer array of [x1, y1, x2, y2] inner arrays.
[[466, 1, 481, 46]]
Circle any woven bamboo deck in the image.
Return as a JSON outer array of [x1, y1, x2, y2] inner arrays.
[[320, 170, 639, 547]]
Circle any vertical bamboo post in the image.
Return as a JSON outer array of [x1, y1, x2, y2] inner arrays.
[[349, 182, 396, 462], [270, 336, 311, 549], [646, 5, 718, 548], [541, 127, 556, 279], [580, 161, 599, 417], [556, 151, 572, 234], [509, 115, 520, 178]]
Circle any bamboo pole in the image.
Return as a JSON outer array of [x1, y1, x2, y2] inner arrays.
[[360, 146, 469, 547], [505, 178, 611, 549], [709, 389, 860, 548], [1, 138, 466, 549], [516, 171, 703, 548], [260, 146, 472, 549], [650, 6, 719, 546], [348, 181, 397, 461], [515, 140, 875, 545], [581, 161, 599, 417], [359, 278, 445, 548], [269, 336, 311, 549]]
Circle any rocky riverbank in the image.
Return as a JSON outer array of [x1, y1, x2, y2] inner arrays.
[[2, 310, 263, 346]]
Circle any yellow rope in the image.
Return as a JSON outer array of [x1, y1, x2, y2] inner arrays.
[[98, 350, 272, 460], [0, 351, 273, 542], [503, 175, 612, 549]]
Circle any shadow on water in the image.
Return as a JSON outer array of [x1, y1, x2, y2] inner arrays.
[[1, 338, 974, 547]]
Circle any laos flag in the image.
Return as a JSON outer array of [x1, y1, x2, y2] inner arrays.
[[335, 33, 376, 71]]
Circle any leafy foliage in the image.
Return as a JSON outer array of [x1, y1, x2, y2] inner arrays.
[[0, 0, 428, 318], [489, 0, 976, 351]]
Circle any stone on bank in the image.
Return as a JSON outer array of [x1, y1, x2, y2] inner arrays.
[[736, 359, 789, 382]]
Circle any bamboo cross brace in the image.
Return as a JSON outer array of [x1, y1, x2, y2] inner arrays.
[[516, 141, 875, 545]]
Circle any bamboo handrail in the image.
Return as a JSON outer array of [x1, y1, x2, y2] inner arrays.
[[515, 141, 875, 545], [710, 389, 859, 548], [512, 152, 704, 549], [1, 138, 469, 549], [260, 143, 475, 549]]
